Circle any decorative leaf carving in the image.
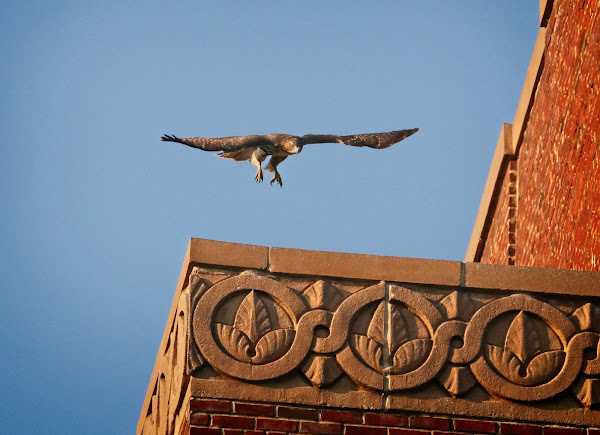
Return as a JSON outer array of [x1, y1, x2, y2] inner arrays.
[[487, 344, 565, 386], [439, 365, 477, 396], [356, 302, 429, 373], [216, 323, 252, 362], [573, 378, 600, 408], [388, 303, 410, 354], [364, 302, 410, 357], [253, 329, 295, 364], [391, 339, 432, 374], [352, 334, 383, 372], [487, 344, 521, 381], [234, 290, 271, 343], [573, 303, 600, 332], [213, 290, 297, 365], [526, 351, 565, 385], [301, 355, 343, 387], [303, 280, 344, 311], [187, 346, 204, 375], [367, 302, 386, 344], [504, 311, 541, 364], [441, 291, 478, 321]]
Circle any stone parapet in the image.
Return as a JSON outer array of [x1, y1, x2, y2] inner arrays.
[[138, 239, 600, 434]]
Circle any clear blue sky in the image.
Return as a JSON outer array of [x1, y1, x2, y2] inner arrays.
[[1, 2, 538, 433]]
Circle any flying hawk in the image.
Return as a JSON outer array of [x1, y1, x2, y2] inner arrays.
[[161, 128, 418, 186]]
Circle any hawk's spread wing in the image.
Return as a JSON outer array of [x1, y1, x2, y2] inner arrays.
[[300, 128, 418, 149], [161, 134, 273, 152]]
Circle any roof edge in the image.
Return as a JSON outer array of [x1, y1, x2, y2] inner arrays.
[[184, 238, 600, 296]]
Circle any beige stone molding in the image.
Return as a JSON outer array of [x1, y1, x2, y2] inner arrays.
[[138, 238, 600, 433]]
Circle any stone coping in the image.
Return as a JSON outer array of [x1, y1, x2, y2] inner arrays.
[[187, 238, 600, 297]]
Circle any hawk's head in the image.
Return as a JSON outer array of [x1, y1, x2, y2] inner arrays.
[[281, 136, 302, 155]]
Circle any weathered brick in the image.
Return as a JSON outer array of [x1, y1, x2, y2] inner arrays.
[[277, 405, 320, 421], [190, 398, 231, 413], [321, 409, 362, 423], [256, 418, 297, 432], [409, 416, 451, 430], [299, 421, 342, 434], [211, 415, 254, 429], [233, 402, 275, 416], [454, 419, 496, 433], [190, 412, 209, 426], [190, 428, 221, 435], [345, 425, 387, 435], [389, 429, 430, 435], [222, 430, 244, 435], [500, 422, 541, 435], [543, 428, 585, 435], [364, 413, 408, 426]]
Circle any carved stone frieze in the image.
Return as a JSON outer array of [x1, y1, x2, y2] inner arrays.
[[187, 266, 600, 424], [142, 288, 190, 435]]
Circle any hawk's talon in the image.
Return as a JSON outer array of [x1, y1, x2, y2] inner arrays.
[[255, 169, 263, 183], [270, 173, 283, 187]]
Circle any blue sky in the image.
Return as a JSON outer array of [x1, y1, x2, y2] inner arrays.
[[1, 2, 538, 433]]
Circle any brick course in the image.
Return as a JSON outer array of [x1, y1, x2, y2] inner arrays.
[[277, 405, 320, 421], [189, 412, 209, 426], [364, 413, 408, 426], [210, 415, 254, 429], [190, 428, 220, 435], [321, 409, 362, 424], [190, 399, 231, 413], [233, 402, 275, 417], [500, 422, 541, 435], [454, 419, 496, 433], [543, 429, 586, 435], [410, 416, 452, 430], [299, 421, 341, 434], [255, 418, 297, 432], [187, 398, 599, 435], [389, 429, 431, 435], [345, 425, 387, 435]]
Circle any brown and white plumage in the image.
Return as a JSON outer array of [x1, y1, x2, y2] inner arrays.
[[161, 128, 418, 186]]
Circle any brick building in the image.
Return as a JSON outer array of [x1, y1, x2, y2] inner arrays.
[[466, 0, 600, 270], [139, 1, 600, 434]]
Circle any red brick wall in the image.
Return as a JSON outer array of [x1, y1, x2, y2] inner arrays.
[[185, 398, 596, 435], [480, 161, 515, 265], [480, 0, 600, 271]]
